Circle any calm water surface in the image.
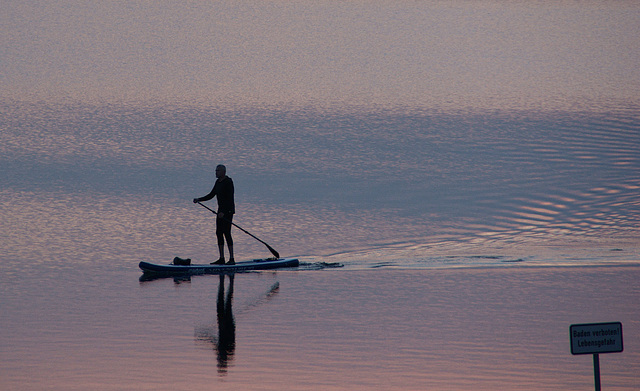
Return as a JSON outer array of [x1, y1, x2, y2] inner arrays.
[[2, 1, 640, 389], [1, 267, 639, 390]]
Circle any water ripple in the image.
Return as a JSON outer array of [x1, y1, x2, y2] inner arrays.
[[1, 100, 638, 268]]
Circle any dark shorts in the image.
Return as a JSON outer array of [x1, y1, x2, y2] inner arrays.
[[216, 214, 233, 246]]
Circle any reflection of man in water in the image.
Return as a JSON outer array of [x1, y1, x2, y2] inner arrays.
[[216, 274, 235, 374], [194, 276, 280, 375]]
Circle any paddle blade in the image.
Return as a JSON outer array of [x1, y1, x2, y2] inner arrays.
[[267, 245, 280, 259]]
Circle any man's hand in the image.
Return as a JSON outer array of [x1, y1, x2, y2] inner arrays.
[[193, 198, 199, 203]]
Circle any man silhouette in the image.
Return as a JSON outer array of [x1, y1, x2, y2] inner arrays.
[[194, 164, 235, 265]]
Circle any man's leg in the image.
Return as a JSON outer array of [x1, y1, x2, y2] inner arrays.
[[224, 216, 234, 264], [211, 218, 226, 264], [227, 245, 234, 264]]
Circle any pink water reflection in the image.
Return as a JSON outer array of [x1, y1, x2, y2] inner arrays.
[[3, 267, 638, 390]]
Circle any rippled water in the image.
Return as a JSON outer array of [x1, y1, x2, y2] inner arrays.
[[1, 100, 639, 269]]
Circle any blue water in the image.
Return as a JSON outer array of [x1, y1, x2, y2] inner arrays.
[[1, 100, 639, 270]]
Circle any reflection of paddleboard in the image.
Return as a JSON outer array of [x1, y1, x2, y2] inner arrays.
[[139, 257, 299, 275]]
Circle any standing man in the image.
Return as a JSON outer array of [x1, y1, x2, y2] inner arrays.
[[194, 164, 236, 265]]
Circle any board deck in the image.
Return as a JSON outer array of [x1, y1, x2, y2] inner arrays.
[[139, 257, 299, 275]]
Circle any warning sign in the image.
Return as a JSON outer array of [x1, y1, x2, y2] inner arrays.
[[570, 322, 623, 355]]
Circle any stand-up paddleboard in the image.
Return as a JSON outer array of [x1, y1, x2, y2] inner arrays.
[[139, 257, 299, 275]]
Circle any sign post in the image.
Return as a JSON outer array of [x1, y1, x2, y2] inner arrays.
[[570, 322, 623, 391], [593, 354, 600, 391]]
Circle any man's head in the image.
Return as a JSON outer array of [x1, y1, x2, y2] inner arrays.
[[215, 164, 226, 179]]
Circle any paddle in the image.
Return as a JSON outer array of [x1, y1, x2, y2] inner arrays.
[[196, 202, 280, 259]]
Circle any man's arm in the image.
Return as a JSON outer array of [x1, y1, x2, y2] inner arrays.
[[193, 185, 217, 203]]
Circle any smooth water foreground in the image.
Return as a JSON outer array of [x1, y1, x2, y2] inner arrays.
[[2, 266, 639, 390]]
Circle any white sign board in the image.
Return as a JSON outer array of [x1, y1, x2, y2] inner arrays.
[[570, 322, 623, 355]]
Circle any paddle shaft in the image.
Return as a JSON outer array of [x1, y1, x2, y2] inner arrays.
[[196, 202, 280, 259]]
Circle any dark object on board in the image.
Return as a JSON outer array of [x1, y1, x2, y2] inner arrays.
[[173, 256, 191, 265]]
